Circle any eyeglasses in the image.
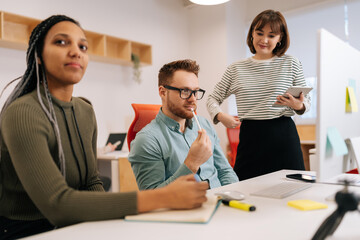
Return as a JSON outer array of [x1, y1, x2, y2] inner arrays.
[[164, 85, 206, 100]]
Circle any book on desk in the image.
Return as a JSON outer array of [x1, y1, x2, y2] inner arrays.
[[125, 195, 220, 224]]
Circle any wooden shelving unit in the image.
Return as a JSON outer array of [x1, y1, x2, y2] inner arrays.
[[84, 30, 106, 57], [0, 11, 40, 50], [105, 35, 131, 65], [0, 11, 152, 66], [131, 41, 152, 66]]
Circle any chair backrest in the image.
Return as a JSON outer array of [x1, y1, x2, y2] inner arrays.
[[226, 124, 241, 168], [345, 137, 360, 175], [346, 168, 359, 174], [127, 103, 161, 151]]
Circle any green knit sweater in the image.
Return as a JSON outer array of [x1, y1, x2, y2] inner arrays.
[[0, 89, 137, 227]]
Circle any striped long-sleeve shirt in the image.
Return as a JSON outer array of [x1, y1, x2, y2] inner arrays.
[[207, 55, 311, 123]]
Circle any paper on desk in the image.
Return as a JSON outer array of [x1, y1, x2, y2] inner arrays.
[[125, 195, 220, 224], [321, 173, 360, 186], [326, 127, 348, 156], [97, 150, 129, 160]]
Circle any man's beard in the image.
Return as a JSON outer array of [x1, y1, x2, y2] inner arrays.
[[167, 96, 195, 120]]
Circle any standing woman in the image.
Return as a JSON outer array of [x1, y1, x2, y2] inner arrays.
[[0, 15, 208, 239], [207, 10, 310, 181]]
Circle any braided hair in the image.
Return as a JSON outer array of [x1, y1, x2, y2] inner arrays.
[[0, 15, 82, 177]]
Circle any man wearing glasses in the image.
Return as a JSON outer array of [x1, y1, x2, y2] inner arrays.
[[128, 59, 238, 190]]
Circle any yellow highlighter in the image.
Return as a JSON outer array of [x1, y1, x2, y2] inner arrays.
[[222, 199, 256, 212]]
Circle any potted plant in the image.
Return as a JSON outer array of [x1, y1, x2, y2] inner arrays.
[[131, 53, 142, 83]]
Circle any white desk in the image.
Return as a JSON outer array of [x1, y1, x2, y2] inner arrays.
[[25, 170, 360, 240]]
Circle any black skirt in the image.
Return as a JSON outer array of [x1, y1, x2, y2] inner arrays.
[[0, 216, 54, 240], [233, 116, 304, 181]]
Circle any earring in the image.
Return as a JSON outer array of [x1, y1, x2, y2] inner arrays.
[[277, 42, 281, 47]]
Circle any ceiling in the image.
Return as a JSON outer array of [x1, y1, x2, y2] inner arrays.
[[182, 0, 341, 20]]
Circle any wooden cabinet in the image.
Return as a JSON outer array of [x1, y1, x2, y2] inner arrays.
[[118, 157, 139, 192], [98, 153, 139, 193], [0, 11, 152, 66], [296, 124, 316, 141], [296, 124, 316, 171]]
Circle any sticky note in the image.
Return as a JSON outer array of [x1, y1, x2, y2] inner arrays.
[[348, 79, 356, 93], [327, 127, 348, 156], [345, 87, 358, 113], [287, 200, 328, 211]]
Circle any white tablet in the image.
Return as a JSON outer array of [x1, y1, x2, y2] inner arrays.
[[284, 86, 313, 98], [273, 86, 313, 107]]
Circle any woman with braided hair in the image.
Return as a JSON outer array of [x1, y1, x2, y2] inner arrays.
[[0, 15, 208, 239]]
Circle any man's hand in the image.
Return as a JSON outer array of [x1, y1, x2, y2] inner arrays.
[[162, 175, 209, 209], [184, 129, 213, 173]]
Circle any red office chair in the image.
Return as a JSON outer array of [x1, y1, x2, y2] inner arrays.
[[226, 124, 241, 168], [346, 168, 359, 174], [127, 103, 161, 151]]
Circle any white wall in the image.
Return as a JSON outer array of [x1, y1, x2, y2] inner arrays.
[[0, 0, 191, 148], [285, 0, 360, 78], [245, 0, 335, 21], [0, 0, 248, 153], [187, 4, 228, 150], [186, 1, 247, 151], [227, 0, 360, 124], [2, 0, 360, 153]]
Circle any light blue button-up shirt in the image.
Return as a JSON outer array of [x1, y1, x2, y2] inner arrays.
[[128, 109, 238, 190]]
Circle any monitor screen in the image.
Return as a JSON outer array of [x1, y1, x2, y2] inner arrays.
[[315, 29, 360, 182], [106, 133, 127, 151]]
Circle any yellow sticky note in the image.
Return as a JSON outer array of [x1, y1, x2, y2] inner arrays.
[[346, 87, 358, 112], [287, 200, 328, 211]]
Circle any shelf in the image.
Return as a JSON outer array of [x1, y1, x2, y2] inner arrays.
[[0, 11, 152, 66], [105, 35, 131, 64], [84, 30, 105, 57], [131, 41, 152, 66], [0, 11, 40, 50]]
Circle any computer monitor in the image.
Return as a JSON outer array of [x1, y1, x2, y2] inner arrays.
[[315, 29, 360, 182], [105, 133, 127, 151]]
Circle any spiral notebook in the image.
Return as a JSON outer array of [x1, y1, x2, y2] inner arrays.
[[125, 195, 220, 224]]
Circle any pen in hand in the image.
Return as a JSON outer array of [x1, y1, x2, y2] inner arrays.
[[191, 108, 202, 131], [194, 174, 201, 182], [222, 199, 256, 212]]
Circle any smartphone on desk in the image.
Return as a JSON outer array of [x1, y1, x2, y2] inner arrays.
[[286, 173, 316, 183]]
